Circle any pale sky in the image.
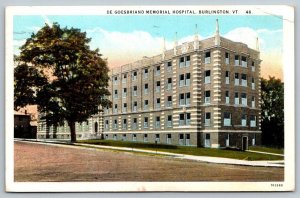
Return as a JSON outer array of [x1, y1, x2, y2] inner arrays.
[[13, 15, 283, 80]]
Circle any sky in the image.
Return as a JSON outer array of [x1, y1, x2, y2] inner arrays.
[[13, 15, 283, 80]]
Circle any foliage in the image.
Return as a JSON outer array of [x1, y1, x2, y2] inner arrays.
[[261, 76, 284, 148], [14, 23, 111, 142]]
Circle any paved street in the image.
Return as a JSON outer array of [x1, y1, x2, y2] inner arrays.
[[14, 141, 284, 182]]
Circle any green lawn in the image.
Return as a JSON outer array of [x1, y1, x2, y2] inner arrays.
[[77, 140, 284, 161], [249, 146, 284, 154]]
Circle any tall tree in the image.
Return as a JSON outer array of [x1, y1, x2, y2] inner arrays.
[[261, 76, 284, 148], [14, 23, 111, 142]]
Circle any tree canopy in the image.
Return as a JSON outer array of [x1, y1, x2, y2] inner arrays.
[[14, 23, 111, 142], [261, 76, 284, 148]]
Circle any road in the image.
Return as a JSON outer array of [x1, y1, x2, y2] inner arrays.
[[14, 141, 284, 182]]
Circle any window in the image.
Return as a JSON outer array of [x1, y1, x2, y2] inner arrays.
[[241, 93, 247, 106], [132, 118, 137, 130], [205, 51, 211, 64], [113, 76, 118, 85], [122, 103, 127, 113], [251, 96, 255, 108], [122, 74, 127, 83], [225, 71, 230, 84], [235, 73, 239, 85], [144, 83, 149, 94], [122, 134, 126, 141], [122, 119, 127, 129], [186, 113, 191, 125], [167, 78, 172, 90], [179, 114, 185, 126], [132, 101, 137, 112], [133, 86, 137, 96], [114, 90, 118, 99], [241, 114, 247, 126], [167, 61, 172, 71], [155, 116, 160, 128], [144, 134, 148, 142], [167, 115, 172, 127], [104, 107, 109, 114], [156, 98, 161, 109], [105, 120, 109, 129], [179, 93, 185, 106], [241, 74, 247, 86], [186, 92, 191, 105], [132, 134, 137, 141], [155, 134, 160, 142], [234, 92, 239, 105], [205, 112, 211, 126], [144, 68, 148, 79], [156, 65, 161, 75], [225, 91, 230, 104], [166, 96, 172, 108], [156, 81, 161, 92], [132, 71, 137, 81], [186, 56, 191, 66], [250, 115, 256, 127], [144, 100, 149, 110], [234, 55, 240, 66], [205, 90, 211, 104], [122, 88, 127, 98], [113, 134, 117, 140], [252, 78, 255, 90], [251, 61, 255, 72], [114, 104, 118, 114], [113, 119, 117, 129], [179, 56, 190, 67], [166, 134, 172, 144], [225, 52, 230, 65], [179, 74, 185, 87], [185, 73, 191, 86], [205, 70, 211, 84], [179, 113, 191, 126], [144, 117, 149, 128], [224, 112, 231, 126], [241, 56, 247, 67]]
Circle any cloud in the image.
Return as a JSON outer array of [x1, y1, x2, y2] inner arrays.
[[87, 28, 204, 68], [223, 27, 283, 80], [223, 27, 259, 49]]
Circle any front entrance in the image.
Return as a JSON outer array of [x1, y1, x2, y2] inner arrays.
[[242, 136, 248, 151]]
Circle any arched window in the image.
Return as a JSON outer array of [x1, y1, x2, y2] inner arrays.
[[94, 122, 98, 133]]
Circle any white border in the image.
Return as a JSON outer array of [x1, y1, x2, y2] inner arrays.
[[5, 5, 295, 192]]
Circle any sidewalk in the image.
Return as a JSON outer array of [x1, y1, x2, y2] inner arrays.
[[15, 139, 284, 168]]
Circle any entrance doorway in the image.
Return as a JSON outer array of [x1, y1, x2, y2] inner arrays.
[[242, 136, 248, 151]]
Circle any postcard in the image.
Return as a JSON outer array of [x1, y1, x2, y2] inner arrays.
[[5, 5, 295, 192]]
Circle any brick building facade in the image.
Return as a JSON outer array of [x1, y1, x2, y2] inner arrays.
[[37, 20, 261, 149]]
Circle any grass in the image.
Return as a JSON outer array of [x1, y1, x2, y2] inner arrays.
[[77, 140, 284, 161], [249, 146, 284, 155]]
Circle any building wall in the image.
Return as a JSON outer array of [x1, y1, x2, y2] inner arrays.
[[37, 32, 261, 150]]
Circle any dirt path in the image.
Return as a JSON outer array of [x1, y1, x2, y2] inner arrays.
[[14, 141, 284, 182]]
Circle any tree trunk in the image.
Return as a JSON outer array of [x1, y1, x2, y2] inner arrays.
[[69, 121, 76, 143]]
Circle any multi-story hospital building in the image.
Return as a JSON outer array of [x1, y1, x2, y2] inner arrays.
[[37, 20, 262, 150]]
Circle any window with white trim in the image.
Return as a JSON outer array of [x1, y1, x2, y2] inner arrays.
[[224, 112, 231, 126], [235, 73, 239, 85], [205, 90, 211, 104], [205, 51, 211, 64], [205, 112, 211, 126], [241, 114, 247, 126], [205, 70, 211, 84], [225, 52, 230, 65]]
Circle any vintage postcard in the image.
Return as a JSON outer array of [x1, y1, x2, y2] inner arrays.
[[5, 5, 295, 192]]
